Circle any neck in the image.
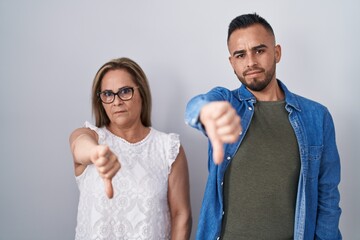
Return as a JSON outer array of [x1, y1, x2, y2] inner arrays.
[[107, 122, 150, 143], [249, 78, 284, 101]]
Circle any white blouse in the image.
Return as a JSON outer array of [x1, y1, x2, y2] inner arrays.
[[75, 122, 180, 240]]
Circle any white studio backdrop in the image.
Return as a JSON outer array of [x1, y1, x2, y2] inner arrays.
[[0, 0, 359, 239]]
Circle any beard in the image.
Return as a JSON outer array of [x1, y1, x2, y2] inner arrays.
[[235, 60, 276, 92]]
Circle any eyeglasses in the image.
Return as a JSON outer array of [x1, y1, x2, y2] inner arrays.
[[97, 86, 139, 104]]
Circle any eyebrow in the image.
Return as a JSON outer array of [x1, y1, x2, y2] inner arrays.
[[118, 86, 134, 90], [101, 86, 133, 92], [232, 44, 268, 56]]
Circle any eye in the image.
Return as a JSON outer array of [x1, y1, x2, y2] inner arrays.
[[103, 90, 114, 97], [255, 49, 265, 54], [235, 53, 245, 58], [120, 87, 133, 94]]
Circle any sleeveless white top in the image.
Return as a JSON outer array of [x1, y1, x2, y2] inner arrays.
[[75, 122, 180, 240]]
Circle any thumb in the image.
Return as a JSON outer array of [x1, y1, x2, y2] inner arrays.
[[211, 137, 224, 165], [104, 178, 114, 199], [205, 120, 224, 165]]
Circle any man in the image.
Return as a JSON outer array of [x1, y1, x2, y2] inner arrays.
[[185, 13, 341, 239]]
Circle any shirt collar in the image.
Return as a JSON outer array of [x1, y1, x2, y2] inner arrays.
[[236, 79, 302, 112]]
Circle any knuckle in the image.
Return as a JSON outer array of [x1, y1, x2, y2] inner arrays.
[[98, 166, 106, 174], [98, 157, 106, 165], [112, 154, 118, 162]]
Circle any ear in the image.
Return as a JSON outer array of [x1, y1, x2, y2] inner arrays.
[[229, 56, 236, 70], [275, 44, 282, 63]]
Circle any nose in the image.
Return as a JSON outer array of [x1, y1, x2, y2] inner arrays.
[[113, 94, 124, 105], [246, 53, 257, 68]]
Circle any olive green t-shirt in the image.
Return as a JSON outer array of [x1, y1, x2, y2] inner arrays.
[[221, 101, 300, 240]]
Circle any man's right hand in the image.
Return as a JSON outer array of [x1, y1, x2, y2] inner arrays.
[[200, 101, 242, 165], [90, 145, 121, 199]]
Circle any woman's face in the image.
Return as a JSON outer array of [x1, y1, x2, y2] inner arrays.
[[100, 69, 143, 129]]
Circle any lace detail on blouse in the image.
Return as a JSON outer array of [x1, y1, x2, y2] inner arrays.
[[75, 122, 180, 240]]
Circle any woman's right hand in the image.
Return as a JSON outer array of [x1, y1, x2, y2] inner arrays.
[[90, 145, 121, 199]]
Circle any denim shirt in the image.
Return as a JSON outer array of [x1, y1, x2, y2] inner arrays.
[[185, 80, 342, 240]]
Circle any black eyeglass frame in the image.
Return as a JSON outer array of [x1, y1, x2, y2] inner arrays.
[[97, 86, 139, 104]]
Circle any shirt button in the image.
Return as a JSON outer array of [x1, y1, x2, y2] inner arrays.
[[217, 237, 220, 240], [222, 211, 225, 215], [221, 182, 224, 186], [248, 107, 252, 111], [226, 156, 231, 160]]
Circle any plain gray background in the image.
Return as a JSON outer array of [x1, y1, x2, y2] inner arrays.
[[1, 0, 359, 239]]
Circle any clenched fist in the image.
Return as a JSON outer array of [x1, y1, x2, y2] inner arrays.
[[90, 145, 121, 198], [200, 101, 242, 164]]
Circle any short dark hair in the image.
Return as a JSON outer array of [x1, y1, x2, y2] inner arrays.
[[227, 13, 275, 42]]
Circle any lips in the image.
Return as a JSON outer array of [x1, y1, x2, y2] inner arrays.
[[243, 68, 265, 76], [113, 110, 127, 115], [244, 69, 264, 76]]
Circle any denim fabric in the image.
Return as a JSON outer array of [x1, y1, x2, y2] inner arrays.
[[185, 80, 342, 240]]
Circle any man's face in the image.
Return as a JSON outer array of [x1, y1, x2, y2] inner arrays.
[[228, 24, 281, 92]]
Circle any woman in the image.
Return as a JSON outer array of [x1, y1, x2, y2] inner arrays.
[[69, 57, 192, 239]]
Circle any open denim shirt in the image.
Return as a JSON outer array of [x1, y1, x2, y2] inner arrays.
[[185, 80, 341, 240]]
